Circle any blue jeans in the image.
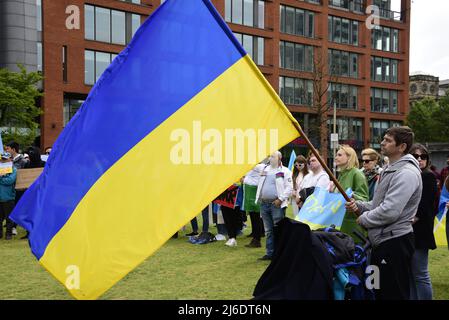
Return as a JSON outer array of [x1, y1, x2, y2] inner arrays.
[[260, 202, 286, 257], [410, 249, 433, 300], [191, 207, 209, 233]]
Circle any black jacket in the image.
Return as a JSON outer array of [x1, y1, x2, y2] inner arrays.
[[253, 218, 334, 300], [413, 170, 438, 250]]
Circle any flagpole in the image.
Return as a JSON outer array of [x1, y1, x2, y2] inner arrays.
[[294, 125, 351, 202]]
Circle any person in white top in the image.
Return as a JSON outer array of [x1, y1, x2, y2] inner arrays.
[[255, 151, 293, 260], [291, 155, 308, 217], [297, 154, 330, 208]]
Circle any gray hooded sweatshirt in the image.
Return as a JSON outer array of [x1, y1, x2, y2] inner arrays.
[[356, 154, 422, 247]]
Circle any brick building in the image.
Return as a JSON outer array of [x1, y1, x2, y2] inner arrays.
[[0, 0, 411, 153]]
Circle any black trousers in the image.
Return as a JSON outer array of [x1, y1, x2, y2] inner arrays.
[[370, 232, 415, 300], [249, 211, 264, 240], [221, 206, 242, 239], [0, 201, 15, 237]]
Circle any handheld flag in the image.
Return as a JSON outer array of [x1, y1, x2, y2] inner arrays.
[[435, 186, 449, 247], [288, 149, 297, 172], [10, 0, 301, 299], [296, 187, 353, 230]]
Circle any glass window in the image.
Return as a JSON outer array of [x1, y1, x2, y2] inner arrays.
[[294, 79, 304, 105], [232, 0, 243, 24], [37, 42, 42, 72], [392, 29, 399, 52], [391, 91, 398, 113], [243, 34, 253, 58], [340, 85, 349, 109], [374, 26, 382, 50], [294, 44, 304, 71], [63, 98, 85, 127], [351, 21, 358, 45], [112, 10, 126, 45], [333, 17, 341, 43], [285, 42, 294, 70], [382, 89, 390, 113], [306, 12, 314, 38], [383, 58, 390, 82], [341, 19, 349, 44], [285, 77, 295, 104], [350, 86, 357, 109], [374, 57, 383, 81], [243, 0, 254, 27], [391, 60, 398, 83], [258, 0, 265, 28], [383, 27, 391, 51], [95, 7, 111, 43], [225, 0, 232, 21], [257, 37, 264, 65], [341, 51, 349, 77], [36, 0, 42, 31], [280, 6, 285, 33], [279, 77, 285, 100], [285, 6, 295, 34], [132, 14, 141, 38], [295, 9, 305, 36], [350, 53, 358, 78], [306, 80, 313, 106], [84, 50, 95, 85], [305, 45, 313, 72], [280, 41, 284, 67], [373, 88, 382, 112], [85, 5, 95, 40], [95, 52, 111, 82]]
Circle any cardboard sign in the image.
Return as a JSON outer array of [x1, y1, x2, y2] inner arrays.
[[214, 185, 239, 209], [15, 168, 44, 190], [0, 162, 13, 175]]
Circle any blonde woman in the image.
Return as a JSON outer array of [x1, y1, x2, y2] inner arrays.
[[334, 145, 369, 240]]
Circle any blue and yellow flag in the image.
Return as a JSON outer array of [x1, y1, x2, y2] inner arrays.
[[288, 149, 297, 172], [435, 186, 449, 247], [296, 187, 353, 230], [10, 0, 300, 299]]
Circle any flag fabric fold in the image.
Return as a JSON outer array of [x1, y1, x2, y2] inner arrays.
[[10, 0, 301, 299]]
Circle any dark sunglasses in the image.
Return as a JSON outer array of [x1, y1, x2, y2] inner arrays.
[[412, 154, 428, 161], [362, 159, 373, 164]]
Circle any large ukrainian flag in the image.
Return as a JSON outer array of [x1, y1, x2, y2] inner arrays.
[[11, 0, 301, 299]]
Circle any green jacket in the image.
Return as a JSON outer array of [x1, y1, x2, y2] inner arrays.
[[337, 167, 369, 242]]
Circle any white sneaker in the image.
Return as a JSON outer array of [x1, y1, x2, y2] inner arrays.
[[215, 234, 226, 241], [225, 238, 237, 247], [12, 228, 17, 235]]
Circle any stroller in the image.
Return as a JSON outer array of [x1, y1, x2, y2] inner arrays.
[[253, 218, 373, 300], [313, 226, 374, 300]]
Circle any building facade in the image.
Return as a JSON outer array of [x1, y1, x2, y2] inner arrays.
[[0, 0, 411, 153], [409, 74, 439, 104]]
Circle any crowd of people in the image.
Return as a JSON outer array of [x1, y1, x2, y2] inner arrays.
[[2, 126, 449, 300], [0, 142, 49, 240], [182, 126, 448, 300]]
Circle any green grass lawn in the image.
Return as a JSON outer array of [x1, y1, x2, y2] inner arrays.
[[1, 220, 448, 300]]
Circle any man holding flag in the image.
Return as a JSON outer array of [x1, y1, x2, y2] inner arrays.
[[346, 126, 422, 300]]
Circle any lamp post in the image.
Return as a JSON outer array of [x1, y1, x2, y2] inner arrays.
[[331, 99, 338, 176]]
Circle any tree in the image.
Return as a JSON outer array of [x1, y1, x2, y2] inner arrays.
[[307, 48, 339, 161], [406, 92, 449, 143], [0, 65, 43, 148]]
